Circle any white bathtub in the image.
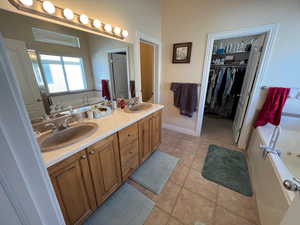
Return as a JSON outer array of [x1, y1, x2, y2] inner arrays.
[[248, 115, 300, 225]]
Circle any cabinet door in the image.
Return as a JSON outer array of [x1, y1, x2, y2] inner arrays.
[[88, 134, 122, 207], [138, 116, 151, 163], [150, 111, 162, 152], [48, 151, 96, 225]]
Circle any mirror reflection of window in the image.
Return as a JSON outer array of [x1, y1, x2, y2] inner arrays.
[[0, 9, 134, 121], [39, 54, 87, 93]]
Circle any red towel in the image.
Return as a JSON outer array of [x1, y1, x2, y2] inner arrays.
[[101, 80, 110, 100], [254, 87, 290, 128]]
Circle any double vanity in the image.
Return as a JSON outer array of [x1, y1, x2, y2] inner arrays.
[[0, 9, 163, 225], [43, 104, 163, 225]]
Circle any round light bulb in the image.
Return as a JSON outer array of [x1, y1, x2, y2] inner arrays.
[[19, 0, 33, 7], [113, 27, 121, 35], [79, 14, 89, 25], [122, 30, 129, 38], [42, 1, 56, 14], [93, 19, 102, 29], [104, 24, 112, 33], [63, 8, 74, 20]]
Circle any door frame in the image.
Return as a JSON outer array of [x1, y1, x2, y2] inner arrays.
[[0, 33, 65, 225], [134, 31, 162, 103], [106, 47, 131, 99], [196, 24, 280, 148]]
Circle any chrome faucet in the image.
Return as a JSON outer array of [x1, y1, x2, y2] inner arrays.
[[260, 126, 281, 159], [45, 117, 73, 133]]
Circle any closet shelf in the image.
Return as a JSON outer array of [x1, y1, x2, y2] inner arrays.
[[211, 64, 247, 68], [212, 51, 250, 56]]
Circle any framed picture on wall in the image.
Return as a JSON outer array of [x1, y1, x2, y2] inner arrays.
[[172, 42, 192, 63]]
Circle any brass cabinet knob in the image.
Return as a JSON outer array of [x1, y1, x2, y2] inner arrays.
[[81, 155, 87, 159], [90, 150, 95, 155]]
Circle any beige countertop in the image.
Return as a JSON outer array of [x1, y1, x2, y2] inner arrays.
[[43, 104, 164, 168]]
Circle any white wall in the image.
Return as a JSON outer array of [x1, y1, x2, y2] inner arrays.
[[161, 0, 300, 133]]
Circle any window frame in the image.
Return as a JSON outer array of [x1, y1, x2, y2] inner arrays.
[[37, 52, 88, 95]]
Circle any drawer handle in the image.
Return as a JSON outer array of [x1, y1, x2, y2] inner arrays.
[[81, 155, 87, 159], [90, 150, 95, 155], [129, 151, 133, 154], [128, 134, 131, 137]]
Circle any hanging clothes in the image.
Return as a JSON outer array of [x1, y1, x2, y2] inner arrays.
[[205, 67, 246, 119], [230, 68, 246, 118], [206, 70, 217, 104], [210, 68, 226, 110], [220, 68, 236, 117]]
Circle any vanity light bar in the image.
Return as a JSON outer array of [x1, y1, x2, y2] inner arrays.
[[8, 0, 128, 40]]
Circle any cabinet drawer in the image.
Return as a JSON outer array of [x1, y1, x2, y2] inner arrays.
[[118, 123, 138, 146], [122, 155, 139, 181], [120, 140, 139, 164]]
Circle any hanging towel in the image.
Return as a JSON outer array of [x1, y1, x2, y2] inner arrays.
[[101, 80, 111, 100], [254, 87, 290, 128], [170, 82, 198, 117]]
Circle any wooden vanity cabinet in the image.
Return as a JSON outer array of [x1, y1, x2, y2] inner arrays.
[[150, 110, 162, 152], [138, 110, 162, 163], [48, 110, 162, 225], [48, 151, 96, 225], [138, 116, 151, 164], [48, 134, 121, 225], [118, 123, 140, 181], [87, 134, 122, 207]]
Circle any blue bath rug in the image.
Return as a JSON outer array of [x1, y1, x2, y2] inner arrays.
[[130, 151, 179, 194], [202, 145, 253, 196], [84, 183, 154, 225]]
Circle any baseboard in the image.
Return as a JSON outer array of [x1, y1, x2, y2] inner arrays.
[[162, 123, 196, 136]]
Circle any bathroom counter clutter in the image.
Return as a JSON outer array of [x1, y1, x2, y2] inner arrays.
[[42, 103, 164, 168]]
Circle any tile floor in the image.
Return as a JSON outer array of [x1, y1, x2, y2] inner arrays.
[[127, 117, 260, 225]]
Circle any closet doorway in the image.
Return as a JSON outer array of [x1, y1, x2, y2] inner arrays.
[[202, 34, 266, 145]]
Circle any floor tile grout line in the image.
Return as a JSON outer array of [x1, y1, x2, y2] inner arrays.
[[182, 185, 217, 204], [216, 204, 258, 225], [216, 186, 258, 225], [169, 164, 192, 224], [217, 204, 258, 225]]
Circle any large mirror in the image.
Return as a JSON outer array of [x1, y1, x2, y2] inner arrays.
[[0, 9, 135, 121]]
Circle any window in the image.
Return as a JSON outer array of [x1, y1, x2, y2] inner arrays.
[[40, 54, 87, 93], [32, 28, 80, 48]]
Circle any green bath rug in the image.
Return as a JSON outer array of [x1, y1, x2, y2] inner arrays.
[[202, 145, 253, 196]]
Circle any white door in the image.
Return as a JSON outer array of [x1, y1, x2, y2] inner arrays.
[[4, 39, 45, 120], [111, 53, 129, 99], [280, 194, 300, 225], [232, 34, 266, 143]]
